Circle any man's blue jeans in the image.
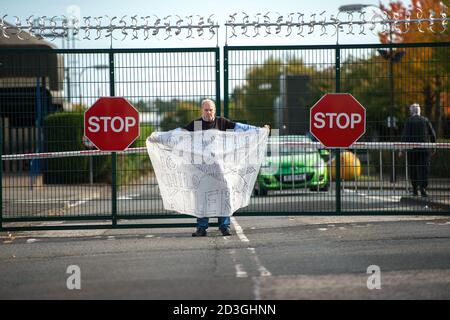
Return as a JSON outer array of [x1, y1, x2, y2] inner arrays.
[[197, 217, 230, 230]]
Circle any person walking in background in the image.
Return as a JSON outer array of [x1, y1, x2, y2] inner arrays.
[[399, 103, 436, 197]]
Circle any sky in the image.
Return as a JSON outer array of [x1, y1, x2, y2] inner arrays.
[[0, 0, 403, 48]]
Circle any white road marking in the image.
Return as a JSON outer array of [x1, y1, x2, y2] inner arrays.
[[343, 188, 402, 203], [14, 199, 77, 203], [247, 248, 272, 277], [29, 196, 100, 209], [118, 194, 140, 200], [235, 264, 249, 278], [230, 217, 272, 302], [426, 221, 450, 226], [252, 277, 261, 300], [12, 192, 107, 209], [229, 249, 248, 278], [231, 217, 249, 243], [68, 200, 88, 208]]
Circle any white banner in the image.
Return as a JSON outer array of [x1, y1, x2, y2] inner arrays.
[[146, 128, 269, 217]]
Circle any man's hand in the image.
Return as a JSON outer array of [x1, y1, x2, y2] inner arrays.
[[263, 124, 271, 131], [398, 151, 403, 158]]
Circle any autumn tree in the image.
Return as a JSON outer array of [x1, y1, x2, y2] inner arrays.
[[379, 0, 449, 137], [379, 0, 449, 44]]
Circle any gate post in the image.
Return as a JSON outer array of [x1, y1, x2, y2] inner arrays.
[[223, 45, 229, 118], [215, 47, 221, 116], [109, 51, 117, 227], [0, 119, 3, 230], [335, 46, 341, 214]]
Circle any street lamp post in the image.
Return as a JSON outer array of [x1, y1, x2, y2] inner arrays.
[[337, 4, 381, 45], [338, 4, 375, 12], [338, 3, 384, 43], [65, 67, 71, 103]]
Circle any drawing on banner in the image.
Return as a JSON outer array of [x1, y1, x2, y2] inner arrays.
[[146, 128, 269, 217]]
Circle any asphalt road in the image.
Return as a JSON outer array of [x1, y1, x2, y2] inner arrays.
[[1, 215, 450, 299]]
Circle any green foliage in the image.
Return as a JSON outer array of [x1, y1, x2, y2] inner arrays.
[[231, 47, 448, 140], [230, 57, 332, 127], [115, 124, 154, 185], [159, 100, 200, 130], [340, 53, 394, 140], [43, 112, 91, 184], [238, 57, 282, 125]]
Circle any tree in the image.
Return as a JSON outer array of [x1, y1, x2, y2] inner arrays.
[[132, 99, 152, 112], [340, 54, 394, 140], [231, 57, 282, 126], [159, 100, 199, 131], [230, 57, 320, 127], [380, 0, 449, 44], [379, 0, 449, 137]]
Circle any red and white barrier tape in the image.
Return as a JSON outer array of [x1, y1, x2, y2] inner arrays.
[[1, 147, 147, 161], [2, 142, 449, 161], [280, 141, 450, 150]]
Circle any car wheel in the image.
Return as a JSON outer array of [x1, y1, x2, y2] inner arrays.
[[254, 182, 268, 197]]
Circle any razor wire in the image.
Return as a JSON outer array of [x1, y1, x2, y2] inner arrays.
[[225, 9, 449, 38], [0, 8, 448, 41], [0, 14, 220, 41]]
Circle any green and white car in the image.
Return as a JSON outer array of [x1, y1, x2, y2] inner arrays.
[[254, 135, 330, 196]]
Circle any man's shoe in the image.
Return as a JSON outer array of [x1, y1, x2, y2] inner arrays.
[[420, 189, 428, 197], [220, 228, 231, 236], [411, 188, 418, 196], [192, 228, 207, 237]]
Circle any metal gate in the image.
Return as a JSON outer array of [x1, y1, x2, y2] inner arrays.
[[1, 47, 221, 230], [224, 42, 450, 216], [1, 43, 449, 231]]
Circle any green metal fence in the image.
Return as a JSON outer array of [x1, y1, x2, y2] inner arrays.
[[1, 47, 221, 230], [1, 43, 449, 231], [224, 42, 450, 216]]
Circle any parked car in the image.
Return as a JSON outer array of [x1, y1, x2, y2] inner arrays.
[[254, 135, 330, 196]]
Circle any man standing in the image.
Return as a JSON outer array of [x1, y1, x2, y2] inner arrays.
[[183, 99, 269, 237], [399, 103, 436, 197]]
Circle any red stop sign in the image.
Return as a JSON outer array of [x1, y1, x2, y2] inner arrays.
[[84, 97, 140, 151], [310, 93, 366, 148]]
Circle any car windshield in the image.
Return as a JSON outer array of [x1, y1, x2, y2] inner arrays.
[[278, 144, 315, 155], [268, 136, 317, 155]]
